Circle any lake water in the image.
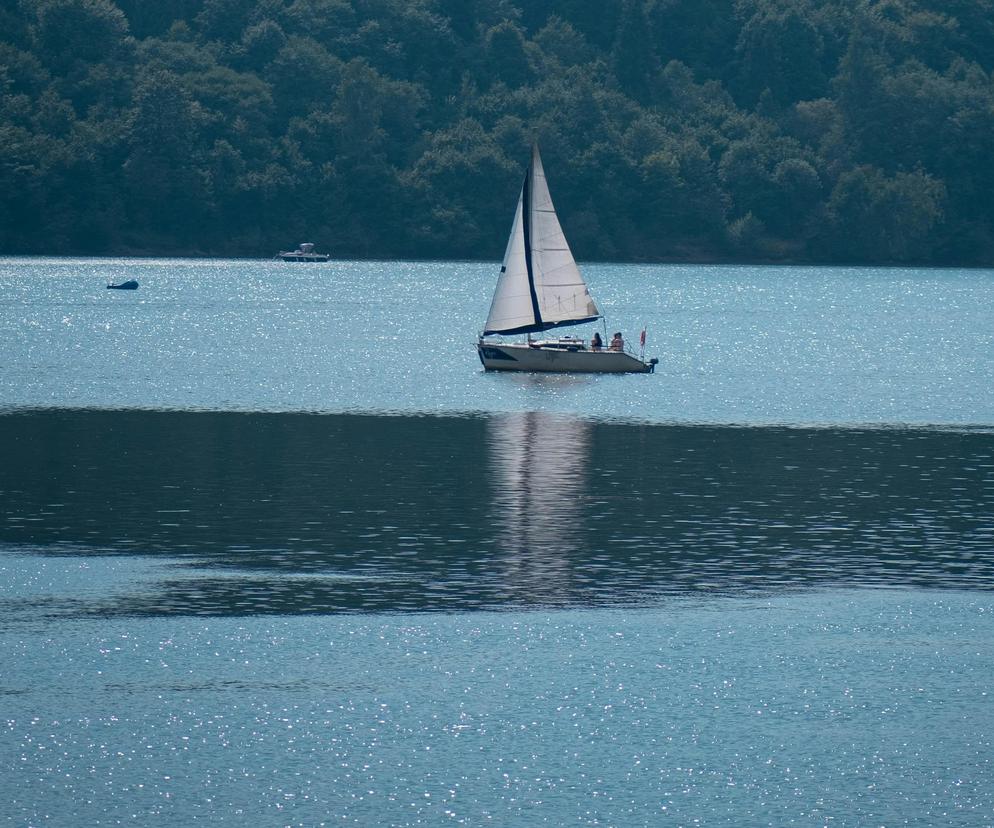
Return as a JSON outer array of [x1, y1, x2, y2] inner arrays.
[[1, 257, 993, 826]]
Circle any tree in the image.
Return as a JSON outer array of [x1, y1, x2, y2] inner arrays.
[[822, 165, 946, 261], [647, 0, 738, 74], [0, 43, 50, 97], [410, 118, 517, 256], [3, 0, 994, 262], [185, 65, 275, 141], [34, 0, 133, 72], [532, 16, 595, 70], [482, 21, 533, 89], [114, 0, 204, 38], [265, 36, 343, 121], [611, 0, 659, 103], [239, 19, 287, 68], [123, 69, 209, 243], [194, 0, 256, 42], [280, 0, 356, 42], [719, 133, 798, 223], [734, 0, 828, 107], [769, 157, 822, 235]]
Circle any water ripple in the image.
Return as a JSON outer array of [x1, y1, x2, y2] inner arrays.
[[2, 410, 992, 617]]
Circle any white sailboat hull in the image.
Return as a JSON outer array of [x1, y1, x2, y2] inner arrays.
[[277, 252, 330, 262], [477, 341, 656, 374]]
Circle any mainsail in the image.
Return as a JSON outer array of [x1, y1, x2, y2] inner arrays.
[[483, 144, 601, 335]]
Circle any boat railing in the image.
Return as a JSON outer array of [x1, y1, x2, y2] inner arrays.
[[541, 339, 641, 356], [480, 334, 645, 358]]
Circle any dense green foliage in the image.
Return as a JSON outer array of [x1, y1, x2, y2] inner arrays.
[[2, 0, 993, 263]]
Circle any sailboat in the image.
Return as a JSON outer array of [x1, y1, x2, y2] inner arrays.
[[477, 143, 657, 374]]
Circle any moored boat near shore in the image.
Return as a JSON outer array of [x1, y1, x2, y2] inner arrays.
[[276, 242, 330, 262]]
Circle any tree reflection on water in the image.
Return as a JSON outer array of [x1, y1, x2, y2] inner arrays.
[[2, 409, 993, 617]]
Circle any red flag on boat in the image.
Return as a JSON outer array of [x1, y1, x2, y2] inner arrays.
[[639, 327, 646, 348]]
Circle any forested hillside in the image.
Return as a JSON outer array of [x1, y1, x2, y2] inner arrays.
[[2, 0, 994, 264]]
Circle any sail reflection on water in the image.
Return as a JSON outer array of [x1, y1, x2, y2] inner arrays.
[[487, 411, 592, 604]]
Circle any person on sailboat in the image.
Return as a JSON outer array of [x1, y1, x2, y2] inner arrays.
[[590, 332, 603, 351], [610, 332, 624, 351]]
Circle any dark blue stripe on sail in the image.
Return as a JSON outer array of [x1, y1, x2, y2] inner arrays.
[[522, 163, 543, 329]]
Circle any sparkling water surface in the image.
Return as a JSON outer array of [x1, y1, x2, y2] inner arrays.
[[1, 257, 991, 423], [1, 257, 993, 826]]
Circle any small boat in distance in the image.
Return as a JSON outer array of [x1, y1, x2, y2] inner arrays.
[[107, 280, 139, 290], [477, 143, 657, 374], [276, 242, 330, 262]]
